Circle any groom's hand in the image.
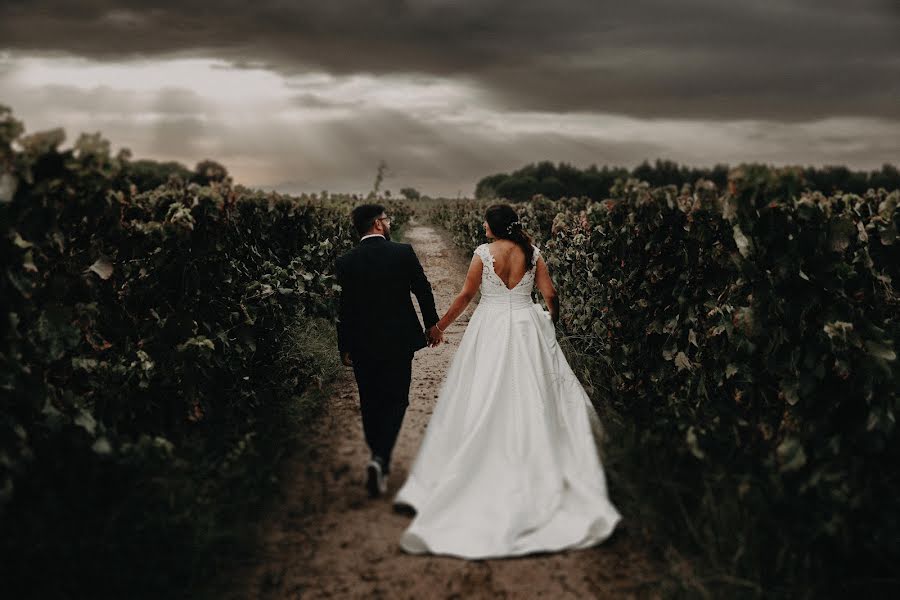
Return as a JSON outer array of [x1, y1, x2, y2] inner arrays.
[[427, 325, 444, 347], [341, 351, 353, 366]]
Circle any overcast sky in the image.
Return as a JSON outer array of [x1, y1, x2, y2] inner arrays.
[[1, 0, 898, 197]]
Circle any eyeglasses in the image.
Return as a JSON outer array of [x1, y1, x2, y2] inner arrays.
[[376, 216, 392, 224]]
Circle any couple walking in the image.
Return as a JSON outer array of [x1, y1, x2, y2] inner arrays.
[[334, 203, 621, 560]]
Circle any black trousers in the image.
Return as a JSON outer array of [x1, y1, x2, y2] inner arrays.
[[351, 351, 413, 474]]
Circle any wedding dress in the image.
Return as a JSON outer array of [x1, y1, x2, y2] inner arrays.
[[394, 243, 622, 559]]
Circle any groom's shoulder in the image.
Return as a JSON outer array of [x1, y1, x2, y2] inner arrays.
[[379, 240, 414, 256], [388, 240, 413, 251], [338, 240, 411, 261]]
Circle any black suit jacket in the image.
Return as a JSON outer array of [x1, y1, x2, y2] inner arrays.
[[335, 236, 439, 359]]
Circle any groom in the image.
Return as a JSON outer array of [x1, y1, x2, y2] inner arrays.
[[335, 204, 443, 498]]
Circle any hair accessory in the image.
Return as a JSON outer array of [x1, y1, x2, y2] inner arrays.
[[506, 220, 521, 235]]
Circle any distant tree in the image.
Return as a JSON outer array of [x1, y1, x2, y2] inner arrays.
[[870, 163, 900, 191], [124, 159, 192, 191], [473, 159, 898, 201], [632, 159, 654, 185], [496, 175, 538, 203], [400, 187, 421, 200], [371, 159, 389, 196], [533, 160, 556, 182], [537, 176, 565, 199], [192, 159, 229, 185], [556, 162, 582, 192], [708, 163, 730, 189], [475, 173, 508, 199]]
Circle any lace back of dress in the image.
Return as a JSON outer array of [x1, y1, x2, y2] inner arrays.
[[475, 243, 540, 298]]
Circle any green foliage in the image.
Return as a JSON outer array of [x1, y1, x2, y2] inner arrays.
[[0, 105, 413, 598], [434, 175, 899, 597], [400, 186, 421, 201], [475, 158, 900, 202], [123, 158, 194, 192]]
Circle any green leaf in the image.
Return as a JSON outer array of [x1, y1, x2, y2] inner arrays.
[[92, 437, 113, 455], [176, 336, 216, 353], [732, 224, 753, 258], [777, 437, 807, 473], [22, 249, 37, 273], [88, 255, 114, 280], [0, 172, 17, 203], [10, 230, 32, 248], [865, 340, 896, 361], [674, 351, 693, 371], [686, 426, 705, 459], [781, 379, 800, 406], [72, 357, 99, 371], [74, 409, 97, 436]]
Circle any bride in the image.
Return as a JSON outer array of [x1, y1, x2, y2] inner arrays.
[[393, 203, 622, 559]]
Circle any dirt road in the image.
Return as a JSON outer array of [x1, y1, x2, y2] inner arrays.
[[217, 220, 656, 599]]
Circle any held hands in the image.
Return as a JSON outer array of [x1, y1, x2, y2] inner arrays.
[[427, 324, 445, 347]]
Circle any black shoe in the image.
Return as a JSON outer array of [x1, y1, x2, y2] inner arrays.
[[392, 502, 416, 517], [365, 459, 385, 498]]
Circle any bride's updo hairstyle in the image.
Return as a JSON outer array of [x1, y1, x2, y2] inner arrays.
[[485, 203, 535, 270]]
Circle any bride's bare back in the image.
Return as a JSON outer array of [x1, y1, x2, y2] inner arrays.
[[488, 240, 529, 289]]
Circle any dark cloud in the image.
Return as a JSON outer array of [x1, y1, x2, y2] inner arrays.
[[1, 0, 897, 196], [2, 64, 895, 196], [289, 93, 362, 110], [2, 0, 898, 120], [0, 82, 212, 121], [203, 106, 668, 195]]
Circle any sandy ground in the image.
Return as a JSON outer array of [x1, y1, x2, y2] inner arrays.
[[216, 220, 657, 599]]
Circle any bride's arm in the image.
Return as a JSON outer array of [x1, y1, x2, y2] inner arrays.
[[534, 256, 560, 325], [435, 255, 483, 332]]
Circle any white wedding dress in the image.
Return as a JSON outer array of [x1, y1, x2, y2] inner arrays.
[[394, 243, 622, 559]]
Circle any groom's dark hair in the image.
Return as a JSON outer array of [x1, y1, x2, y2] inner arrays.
[[351, 204, 386, 236]]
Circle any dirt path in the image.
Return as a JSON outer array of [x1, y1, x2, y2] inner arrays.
[[218, 220, 657, 599]]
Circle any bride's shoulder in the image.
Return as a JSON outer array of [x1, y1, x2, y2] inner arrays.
[[473, 242, 492, 263]]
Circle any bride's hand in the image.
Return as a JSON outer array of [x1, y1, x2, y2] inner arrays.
[[428, 324, 445, 346]]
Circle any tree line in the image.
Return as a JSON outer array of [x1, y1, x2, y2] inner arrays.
[[476, 159, 900, 201]]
